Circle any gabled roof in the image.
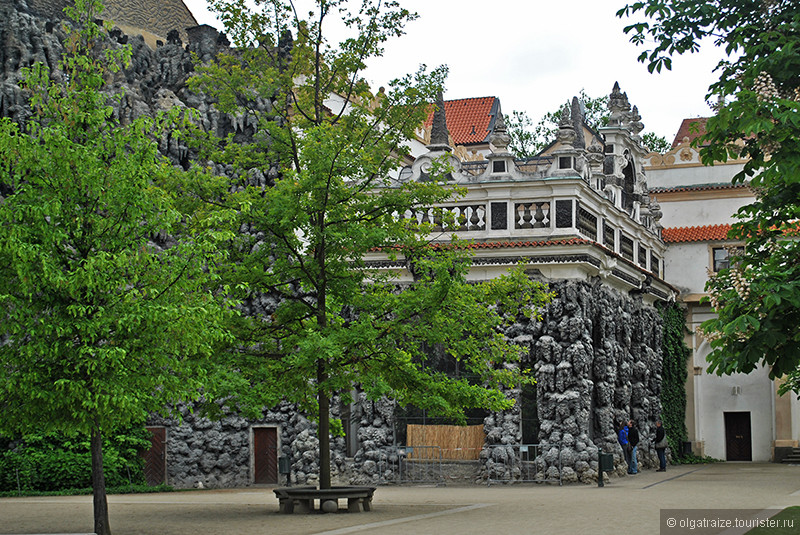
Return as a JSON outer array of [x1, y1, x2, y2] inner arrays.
[[662, 224, 732, 243], [424, 97, 500, 146], [671, 118, 708, 148]]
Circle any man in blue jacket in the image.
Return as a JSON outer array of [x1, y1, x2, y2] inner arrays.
[[617, 421, 632, 473]]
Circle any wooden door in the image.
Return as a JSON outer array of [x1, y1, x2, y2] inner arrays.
[[143, 426, 167, 486], [253, 427, 278, 484], [724, 412, 752, 461]]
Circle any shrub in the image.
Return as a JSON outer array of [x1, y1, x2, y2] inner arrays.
[[0, 427, 151, 492]]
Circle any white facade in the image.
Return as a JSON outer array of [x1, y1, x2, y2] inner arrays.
[[645, 135, 800, 462]]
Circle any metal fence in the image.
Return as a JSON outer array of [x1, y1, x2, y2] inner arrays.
[[376, 446, 445, 485], [485, 443, 562, 486]]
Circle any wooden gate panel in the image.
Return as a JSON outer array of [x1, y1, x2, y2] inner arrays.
[[143, 427, 167, 486], [253, 427, 278, 484]]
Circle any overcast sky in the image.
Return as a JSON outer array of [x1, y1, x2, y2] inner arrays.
[[183, 0, 726, 142]]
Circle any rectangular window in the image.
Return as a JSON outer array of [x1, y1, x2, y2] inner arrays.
[[650, 252, 661, 277], [712, 246, 743, 272], [492, 160, 506, 173], [603, 222, 615, 250], [620, 234, 634, 261], [558, 156, 572, 169]]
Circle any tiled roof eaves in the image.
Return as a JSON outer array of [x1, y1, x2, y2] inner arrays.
[[662, 224, 733, 243]]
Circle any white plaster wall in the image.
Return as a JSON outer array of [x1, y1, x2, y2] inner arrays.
[[659, 197, 752, 228], [664, 242, 710, 295], [694, 341, 774, 462], [647, 162, 744, 188]]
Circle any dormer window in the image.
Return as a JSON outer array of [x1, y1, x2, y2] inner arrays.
[[558, 156, 572, 170], [492, 160, 506, 173]]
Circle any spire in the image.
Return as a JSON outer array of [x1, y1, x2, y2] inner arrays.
[[427, 91, 452, 152], [571, 96, 585, 149]]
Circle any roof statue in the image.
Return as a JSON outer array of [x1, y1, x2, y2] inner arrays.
[[488, 112, 511, 154], [26, 0, 199, 47], [556, 104, 576, 147], [607, 81, 631, 126]]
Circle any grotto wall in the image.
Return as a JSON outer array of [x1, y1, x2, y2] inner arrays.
[[483, 278, 664, 484]]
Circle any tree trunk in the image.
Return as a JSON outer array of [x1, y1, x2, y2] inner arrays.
[[318, 361, 331, 490], [90, 425, 111, 535]]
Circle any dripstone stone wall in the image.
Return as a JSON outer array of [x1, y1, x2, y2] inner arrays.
[[483, 279, 663, 483]]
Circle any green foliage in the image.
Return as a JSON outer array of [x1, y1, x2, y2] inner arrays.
[[506, 89, 670, 157], [659, 303, 691, 458], [505, 90, 609, 157], [0, 428, 150, 493], [0, 1, 234, 532], [0, 1, 232, 439], [673, 453, 722, 465], [642, 131, 673, 153], [619, 1, 800, 390], [194, 0, 553, 488]]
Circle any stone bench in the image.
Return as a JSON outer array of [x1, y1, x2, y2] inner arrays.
[[273, 486, 376, 514]]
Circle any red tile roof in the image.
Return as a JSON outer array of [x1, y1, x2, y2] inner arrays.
[[662, 224, 732, 243], [425, 97, 499, 145], [671, 118, 708, 148]]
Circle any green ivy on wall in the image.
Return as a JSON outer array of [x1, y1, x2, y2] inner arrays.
[[660, 303, 691, 459]]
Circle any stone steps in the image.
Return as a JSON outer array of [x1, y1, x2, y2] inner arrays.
[[780, 448, 800, 464]]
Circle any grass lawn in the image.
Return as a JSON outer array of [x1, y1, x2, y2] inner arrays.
[[745, 506, 800, 534]]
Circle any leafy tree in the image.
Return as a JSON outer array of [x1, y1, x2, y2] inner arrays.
[[643, 131, 673, 153], [0, 2, 232, 532], [193, 0, 551, 489], [506, 89, 670, 157], [617, 1, 800, 389]]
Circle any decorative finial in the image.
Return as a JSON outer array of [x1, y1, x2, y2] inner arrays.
[[630, 105, 644, 134], [608, 82, 631, 126], [427, 91, 451, 151], [489, 113, 511, 153], [557, 104, 576, 147]]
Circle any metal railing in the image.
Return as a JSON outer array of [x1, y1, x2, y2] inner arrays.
[[376, 446, 444, 485], [485, 443, 562, 486]]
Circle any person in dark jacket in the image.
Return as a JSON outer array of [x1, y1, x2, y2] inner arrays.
[[617, 421, 632, 473], [628, 419, 639, 474], [654, 420, 667, 471]]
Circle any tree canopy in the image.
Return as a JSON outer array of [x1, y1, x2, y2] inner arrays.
[[617, 0, 800, 390], [0, 2, 232, 532], [193, 0, 551, 488], [506, 89, 671, 158]]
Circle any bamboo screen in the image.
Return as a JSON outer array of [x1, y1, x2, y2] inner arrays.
[[405, 424, 485, 460]]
